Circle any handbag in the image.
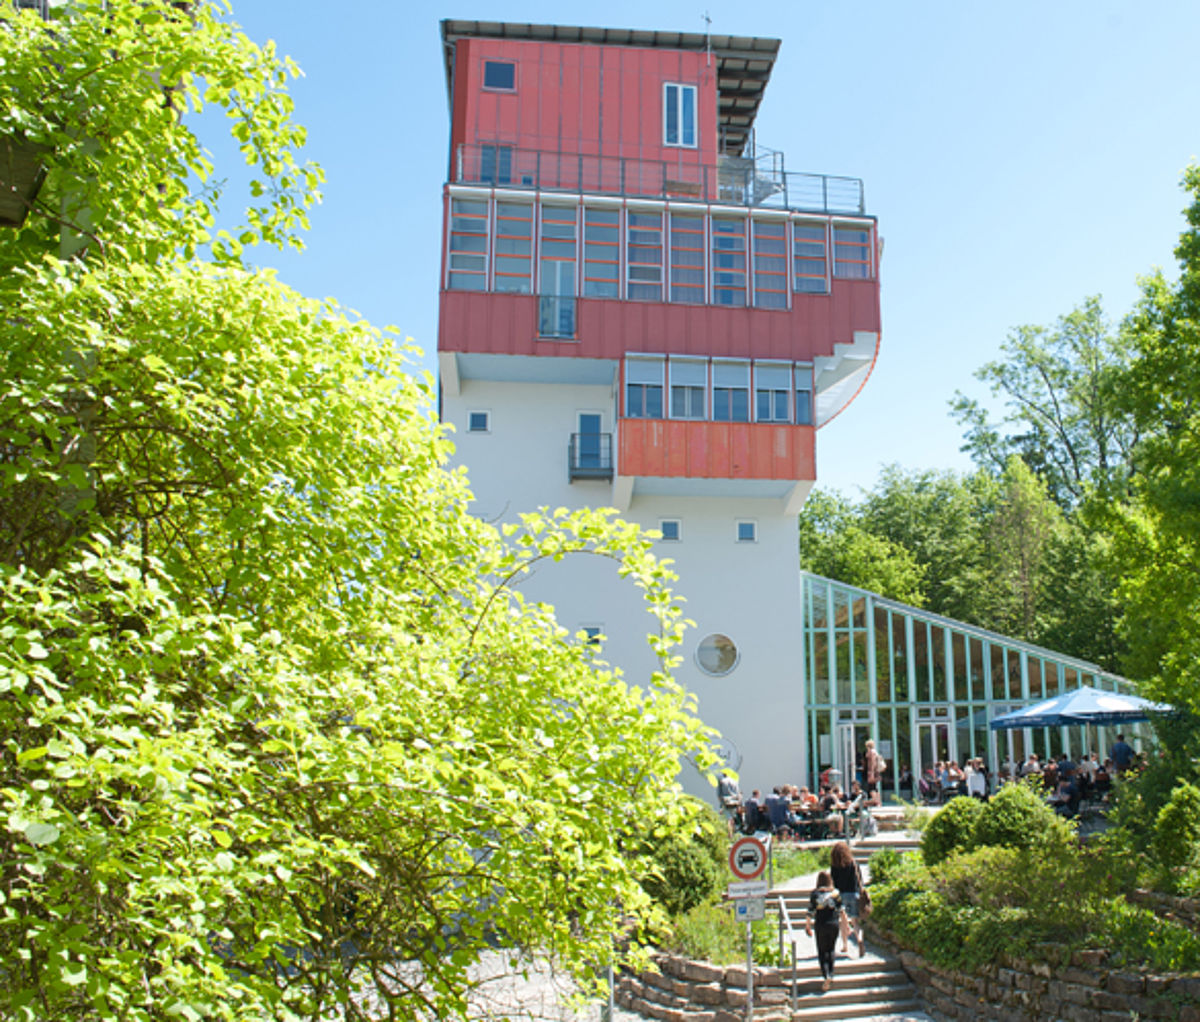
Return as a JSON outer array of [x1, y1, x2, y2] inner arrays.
[[857, 863, 872, 918]]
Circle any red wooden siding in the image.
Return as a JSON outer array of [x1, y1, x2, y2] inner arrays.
[[618, 419, 816, 481], [438, 279, 881, 364]]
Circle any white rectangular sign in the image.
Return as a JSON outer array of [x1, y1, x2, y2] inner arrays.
[[727, 881, 769, 899], [735, 897, 766, 921]]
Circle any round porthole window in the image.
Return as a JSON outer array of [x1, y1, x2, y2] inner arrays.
[[696, 633, 739, 676]]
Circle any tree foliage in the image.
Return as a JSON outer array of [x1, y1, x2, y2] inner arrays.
[[0, 4, 716, 1020]]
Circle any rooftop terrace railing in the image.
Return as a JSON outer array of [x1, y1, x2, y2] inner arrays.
[[453, 143, 866, 217]]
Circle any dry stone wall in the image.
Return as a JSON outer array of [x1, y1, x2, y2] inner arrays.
[[614, 952, 801, 1022]]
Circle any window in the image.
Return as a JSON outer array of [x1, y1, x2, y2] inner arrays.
[[583, 207, 620, 297], [794, 365, 814, 425], [793, 221, 828, 293], [447, 198, 488, 291], [663, 83, 697, 148], [736, 520, 757, 543], [493, 201, 533, 293], [833, 224, 872, 278], [669, 212, 705, 303], [755, 363, 791, 422], [626, 358, 664, 419], [483, 60, 516, 91], [626, 210, 663, 300], [479, 144, 512, 185], [696, 633, 739, 676], [539, 204, 576, 337], [659, 518, 681, 542], [467, 410, 490, 433], [581, 625, 603, 646], [712, 361, 750, 422], [752, 220, 788, 308], [670, 359, 707, 419], [711, 217, 746, 306]]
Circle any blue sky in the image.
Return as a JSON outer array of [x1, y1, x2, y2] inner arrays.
[[219, 1, 1200, 497]]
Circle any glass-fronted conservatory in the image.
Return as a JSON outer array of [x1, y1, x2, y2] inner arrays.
[[801, 572, 1145, 798]]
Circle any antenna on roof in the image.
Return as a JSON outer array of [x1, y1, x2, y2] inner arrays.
[[703, 10, 711, 65]]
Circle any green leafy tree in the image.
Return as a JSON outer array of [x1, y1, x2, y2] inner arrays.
[[950, 296, 1138, 509], [0, 4, 716, 1020]]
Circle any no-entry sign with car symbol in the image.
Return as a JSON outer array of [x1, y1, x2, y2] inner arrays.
[[728, 835, 767, 881]]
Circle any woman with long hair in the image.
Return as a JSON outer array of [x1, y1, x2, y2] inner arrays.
[[804, 870, 843, 992], [829, 840, 866, 956]]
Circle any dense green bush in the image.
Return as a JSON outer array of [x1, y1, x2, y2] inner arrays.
[[921, 795, 984, 865], [1154, 781, 1200, 871], [973, 780, 1074, 853], [1104, 898, 1200, 972], [867, 845, 906, 887], [641, 806, 726, 916]]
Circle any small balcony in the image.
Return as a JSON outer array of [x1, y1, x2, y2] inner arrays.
[[568, 432, 613, 482], [453, 143, 865, 216]]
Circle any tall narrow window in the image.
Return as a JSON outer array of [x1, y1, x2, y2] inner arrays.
[[793, 221, 828, 293], [795, 365, 814, 426], [663, 83, 697, 147], [583, 207, 620, 297], [752, 220, 788, 308], [539, 204, 576, 337], [493, 201, 533, 293], [626, 210, 663, 300], [447, 198, 488, 291], [712, 361, 750, 422], [711, 217, 746, 306], [833, 223, 872, 278], [479, 144, 512, 185], [669, 212, 705, 303], [670, 359, 707, 419], [625, 358, 664, 419], [754, 363, 791, 422]]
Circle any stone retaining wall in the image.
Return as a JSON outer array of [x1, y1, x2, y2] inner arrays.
[[868, 926, 1200, 1022], [614, 952, 800, 1022]]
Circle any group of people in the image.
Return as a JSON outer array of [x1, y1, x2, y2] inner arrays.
[[919, 757, 990, 802], [720, 780, 875, 842]]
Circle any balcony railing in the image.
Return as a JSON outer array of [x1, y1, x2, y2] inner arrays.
[[454, 143, 865, 216], [568, 432, 613, 482], [538, 294, 576, 339]]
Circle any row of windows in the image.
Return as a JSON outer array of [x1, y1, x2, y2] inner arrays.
[[626, 357, 815, 425], [447, 195, 874, 305]]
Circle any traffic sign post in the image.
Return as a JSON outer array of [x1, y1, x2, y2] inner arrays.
[[727, 835, 770, 1022]]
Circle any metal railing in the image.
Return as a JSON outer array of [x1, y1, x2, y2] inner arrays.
[[538, 294, 576, 339], [568, 432, 613, 482], [454, 143, 866, 216]]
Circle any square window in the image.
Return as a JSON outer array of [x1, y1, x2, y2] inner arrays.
[[468, 411, 490, 433], [483, 61, 516, 91], [659, 519, 681, 542], [736, 520, 757, 543], [581, 625, 603, 646]]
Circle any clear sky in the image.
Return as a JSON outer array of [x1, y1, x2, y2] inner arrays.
[[217, 0, 1200, 498]]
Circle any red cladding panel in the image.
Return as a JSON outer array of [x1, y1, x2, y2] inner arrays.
[[618, 419, 816, 482]]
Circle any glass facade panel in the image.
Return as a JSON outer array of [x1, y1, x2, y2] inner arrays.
[[711, 218, 747, 306], [670, 212, 706, 303], [627, 210, 663, 300], [583, 207, 620, 297]]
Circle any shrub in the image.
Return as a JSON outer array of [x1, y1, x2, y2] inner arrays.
[[974, 780, 1074, 853], [771, 844, 825, 886], [641, 805, 726, 916], [867, 845, 904, 887], [921, 795, 984, 866], [1154, 781, 1200, 872], [1105, 898, 1200, 972], [667, 903, 778, 965]]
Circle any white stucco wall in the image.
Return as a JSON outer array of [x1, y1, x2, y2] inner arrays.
[[445, 378, 809, 803]]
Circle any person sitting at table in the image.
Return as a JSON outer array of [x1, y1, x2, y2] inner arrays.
[[795, 785, 819, 809], [817, 785, 844, 837]]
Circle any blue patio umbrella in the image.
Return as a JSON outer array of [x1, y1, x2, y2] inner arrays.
[[989, 685, 1173, 730]]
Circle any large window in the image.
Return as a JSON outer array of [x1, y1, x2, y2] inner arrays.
[[712, 361, 750, 422], [583, 207, 620, 297], [627, 210, 663, 300], [833, 223, 872, 278], [483, 60, 516, 91], [793, 221, 828, 293], [669, 212, 705, 303], [711, 218, 747, 306], [755, 363, 791, 422], [626, 358, 664, 419], [539, 204, 576, 337], [670, 359, 707, 419], [447, 198, 488, 291], [493, 201, 533, 293], [663, 83, 697, 148], [752, 220, 788, 309]]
